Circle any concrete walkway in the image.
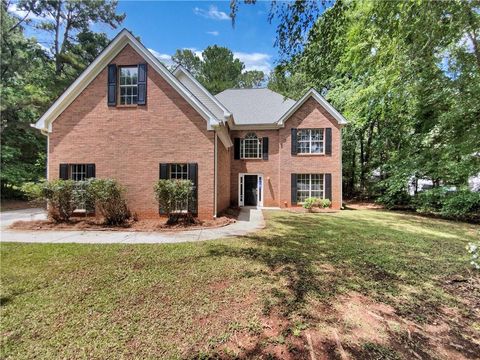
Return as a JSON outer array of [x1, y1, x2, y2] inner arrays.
[[0, 207, 265, 244]]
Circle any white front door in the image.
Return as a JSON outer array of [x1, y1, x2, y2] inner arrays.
[[239, 173, 263, 207]]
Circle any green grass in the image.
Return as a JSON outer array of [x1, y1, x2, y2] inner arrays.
[[1, 209, 479, 359]]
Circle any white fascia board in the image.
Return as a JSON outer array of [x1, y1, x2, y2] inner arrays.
[[213, 123, 233, 148], [228, 123, 281, 130], [173, 65, 232, 120], [277, 88, 348, 127], [34, 29, 217, 133]]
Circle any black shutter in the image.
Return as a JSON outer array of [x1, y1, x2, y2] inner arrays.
[[159, 163, 169, 179], [86, 164, 96, 178], [107, 64, 117, 106], [137, 63, 147, 105], [188, 163, 198, 215], [291, 173, 297, 205], [234, 138, 241, 160], [262, 137, 269, 160], [59, 164, 69, 180], [291, 128, 297, 155], [325, 173, 332, 201], [325, 128, 332, 155]]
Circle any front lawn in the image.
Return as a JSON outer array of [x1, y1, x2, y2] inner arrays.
[[1, 209, 479, 359]]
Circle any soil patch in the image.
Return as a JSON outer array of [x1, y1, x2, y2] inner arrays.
[[1, 199, 45, 212], [9, 215, 236, 232]]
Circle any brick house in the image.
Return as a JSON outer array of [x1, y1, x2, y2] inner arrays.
[[34, 29, 347, 219]]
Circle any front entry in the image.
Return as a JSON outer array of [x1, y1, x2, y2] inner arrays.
[[239, 173, 263, 207], [244, 175, 258, 206]]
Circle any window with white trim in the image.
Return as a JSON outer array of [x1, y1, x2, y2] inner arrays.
[[119, 66, 138, 105], [70, 164, 87, 181], [240, 133, 262, 159], [169, 163, 188, 180], [297, 174, 324, 202], [297, 129, 324, 154]]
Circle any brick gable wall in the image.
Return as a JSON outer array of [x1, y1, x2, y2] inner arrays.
[[48, 44, 215, 218]]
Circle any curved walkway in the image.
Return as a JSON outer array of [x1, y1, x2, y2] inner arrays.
[[0, 207, 265, 244]]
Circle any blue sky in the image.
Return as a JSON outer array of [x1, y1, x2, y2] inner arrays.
[[9, 1, 281, 74]]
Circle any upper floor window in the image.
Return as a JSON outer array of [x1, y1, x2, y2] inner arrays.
[[297, 129, 324, 154], [241, 133, 262, 159], [119, 66, 138, 105]]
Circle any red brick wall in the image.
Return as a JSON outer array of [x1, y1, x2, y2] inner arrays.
[[216, 136, 231, 214], [48, 44, 215, 219], [230, 98, 343, 209]]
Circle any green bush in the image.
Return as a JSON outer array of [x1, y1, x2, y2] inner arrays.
[[88, 179, 130, 225], [22, 180, 77, 222], [154, 179, 193, 224], [318, 198, 332, 208], [22, 178, 131, 225], [302, 197, 317, 211], [302, 197, 332, 211], [414, 188, 480, 221], [414, 187, 448, 213], [440, 190, 480, 220]]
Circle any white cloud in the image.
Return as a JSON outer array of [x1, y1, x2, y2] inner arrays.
[[206, 31, 219, 36], [8, 3, 51, 21], [233, 52, 272, 73], [148, 48, 176, 68], [193, 5, 230, 20]]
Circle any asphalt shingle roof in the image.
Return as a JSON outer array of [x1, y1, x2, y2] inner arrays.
[[215, 88, 295, 125]]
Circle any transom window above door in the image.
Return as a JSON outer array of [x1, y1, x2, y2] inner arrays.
[[119, 66, 138, 105], [297, 129, 324, 154], [241, 133, 262, 159]]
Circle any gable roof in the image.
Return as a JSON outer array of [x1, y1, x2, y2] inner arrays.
[[277, 88, 348, 127], [33, 29, 221, 133], [173, 65, 231, 121], [215, 88, 295, 126]]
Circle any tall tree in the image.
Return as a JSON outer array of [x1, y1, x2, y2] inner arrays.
[[171, 49, 202, 76], [200, 45, 244, 94], [238, 70, 265, 88], [17, 0, 125, 76]]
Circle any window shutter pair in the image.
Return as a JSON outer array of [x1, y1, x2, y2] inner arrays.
[[291, 128, 332, 155], [262, 137, 269, 160], [107, 63, 147, 106], [290, 173, 332, 205], [158, 163, 198, 215], [59, 164, 95, 179]]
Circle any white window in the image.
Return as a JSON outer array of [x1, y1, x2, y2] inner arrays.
[[70, 164, 87, 181], [169, 164, 188, 180], [297, 174, 324, 202], [297, 129, 324, 154], [241, 133, 262, 159], [119, 66, 138, 105]]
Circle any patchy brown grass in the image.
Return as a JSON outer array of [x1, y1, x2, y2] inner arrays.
[[2, 209, 479, 359]]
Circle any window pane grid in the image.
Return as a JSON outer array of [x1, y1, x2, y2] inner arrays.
[[169, 164, 189, 211], [297, 174, 324, 203], [70, 164, 86, 181], [297, 129, 324, 154], [241, 133, 262, 159], [119, 67, 138, 105]]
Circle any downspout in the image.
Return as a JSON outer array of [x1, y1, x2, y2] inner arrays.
[[214, 131, 218, 218], [46, 134, 50, 180], [340, 127, 343, 208]]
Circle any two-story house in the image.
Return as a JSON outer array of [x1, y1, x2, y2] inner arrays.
[[33, 29, 347, 219]]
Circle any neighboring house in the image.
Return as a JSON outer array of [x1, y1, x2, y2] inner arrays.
[[33, 29, 347, 219]]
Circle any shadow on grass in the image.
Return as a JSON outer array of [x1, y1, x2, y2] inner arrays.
[[199, 210, 477, 357]]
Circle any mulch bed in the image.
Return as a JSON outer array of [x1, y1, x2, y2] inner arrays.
[[9, 209, 239, 232]]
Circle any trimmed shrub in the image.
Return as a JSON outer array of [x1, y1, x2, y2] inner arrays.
[[154, 179, 193, 224], [22, 180, 77, 222], [414, 187, 448, 214], [302, 197, 317, 211], [88, 179, 130, 225], [318, 198, 332, 208]]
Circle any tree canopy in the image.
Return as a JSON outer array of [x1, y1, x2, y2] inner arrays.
[[171, 46, 266, 94]]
